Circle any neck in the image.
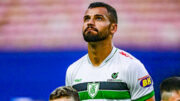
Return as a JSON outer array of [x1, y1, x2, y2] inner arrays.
[[88, 36, 113, 67]]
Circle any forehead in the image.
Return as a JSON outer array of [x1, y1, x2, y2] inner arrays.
[[50, 97, 75, 101], [171, 91, 180, 101], [85, 7, 109, 16]]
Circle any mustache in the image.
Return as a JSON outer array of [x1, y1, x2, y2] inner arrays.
[[84, 27, 98, 33]]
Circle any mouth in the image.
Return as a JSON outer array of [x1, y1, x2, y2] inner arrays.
[[85, 27, 98, 33]]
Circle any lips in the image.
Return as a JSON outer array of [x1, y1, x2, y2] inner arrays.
[[85, 27, 98, 33]]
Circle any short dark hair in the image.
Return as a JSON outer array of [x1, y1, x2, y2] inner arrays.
[[49, 86, 80, 101], [88, 2, 118, 24], [160, 77, 180, 94]]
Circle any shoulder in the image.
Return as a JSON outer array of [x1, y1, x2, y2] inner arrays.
[[115, 48, 139, 63], [115, 48, 145, 70], [116, 48, 137, 60]]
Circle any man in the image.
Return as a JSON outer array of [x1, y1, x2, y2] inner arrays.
[[66, 2, 155, 101], [160, 77, 180, 101], [49, 86, 80, 101]]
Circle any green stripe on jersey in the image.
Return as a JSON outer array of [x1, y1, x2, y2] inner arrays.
[[79, 90, 131, 100], [132, 90, 155, 101]]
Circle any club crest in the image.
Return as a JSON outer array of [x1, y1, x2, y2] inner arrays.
[[87, 82, 100, 98]]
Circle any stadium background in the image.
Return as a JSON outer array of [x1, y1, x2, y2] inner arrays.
[[0, 0, 180, 101]]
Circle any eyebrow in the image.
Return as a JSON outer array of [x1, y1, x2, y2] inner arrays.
[[84, 14, 105, 18], [84, 15, 90, 18], [94, 14, 104, 17]]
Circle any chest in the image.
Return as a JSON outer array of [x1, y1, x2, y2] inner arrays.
[[72, 61, 129, 85]]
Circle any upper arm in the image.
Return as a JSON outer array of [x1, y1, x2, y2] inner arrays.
[[65, 66, 72, 86], [127, 60, 155, 101]]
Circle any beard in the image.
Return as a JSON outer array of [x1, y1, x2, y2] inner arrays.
[[83, 27, 109, 42]]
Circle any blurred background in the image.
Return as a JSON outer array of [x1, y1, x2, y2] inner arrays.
[[0, 0, 179, 101]]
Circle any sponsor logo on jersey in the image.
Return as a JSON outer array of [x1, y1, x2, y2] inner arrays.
[[107, 72, 122, 82], [87, 82, 100, 98], [139, 75, 152, 87], [119, 51, 133, 59], [74, 78, 82, 82], [112, 72, 119, 79]]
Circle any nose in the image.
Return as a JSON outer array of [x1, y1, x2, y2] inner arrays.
[[87, 18, 95, 27]]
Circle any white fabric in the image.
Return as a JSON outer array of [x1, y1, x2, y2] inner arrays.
[[66, 47, 154, 101]]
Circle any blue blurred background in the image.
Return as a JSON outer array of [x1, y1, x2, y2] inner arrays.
[[1, 49, 180, 101], [0, 0, 180, 101]]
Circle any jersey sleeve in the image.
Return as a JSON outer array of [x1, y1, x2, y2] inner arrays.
[[65, 66, 72, 86], [127, 60, 154, 101]]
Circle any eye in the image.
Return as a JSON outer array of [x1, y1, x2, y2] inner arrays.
[[96, 17, 102, 21], [84, 16, 90, 22]]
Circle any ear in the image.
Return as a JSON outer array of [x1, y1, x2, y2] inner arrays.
[[110, 23, 117, 35]]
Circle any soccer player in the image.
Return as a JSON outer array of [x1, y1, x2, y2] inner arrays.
[[49, 86, 80, 101], [66, 2, 155, 101], [160, 77, 180, 101]]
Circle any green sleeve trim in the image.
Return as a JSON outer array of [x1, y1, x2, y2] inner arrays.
[[132, 90, 155, 101]]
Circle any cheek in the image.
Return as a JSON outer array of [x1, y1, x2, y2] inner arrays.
[[82, 24, 86, 31], [99, 25, 110, 31], [96, 22, 110, 30]]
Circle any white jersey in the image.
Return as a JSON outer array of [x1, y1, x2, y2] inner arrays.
[[66, 47, 154, 101]]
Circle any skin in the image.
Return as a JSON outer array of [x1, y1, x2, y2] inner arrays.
[[82, 7, 117, 67], [147, 96, 155, 101], [82, 7, 155, 101], [50, 97, 75, 101], [161, 91, 180, 101]]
